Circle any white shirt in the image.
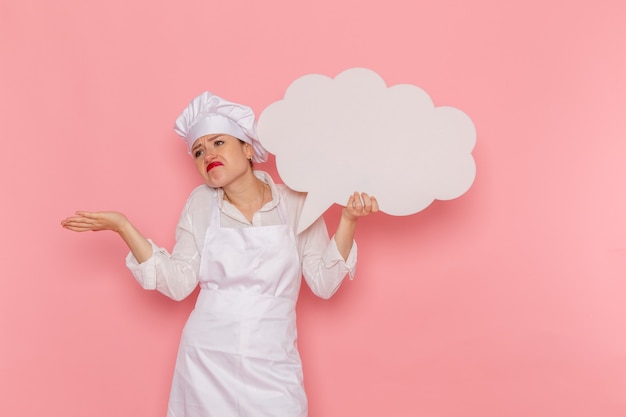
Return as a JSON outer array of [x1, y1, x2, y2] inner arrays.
[[126, 171, 356, 301]]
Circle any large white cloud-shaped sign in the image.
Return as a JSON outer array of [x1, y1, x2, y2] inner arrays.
[[257, 68, 476, 233]]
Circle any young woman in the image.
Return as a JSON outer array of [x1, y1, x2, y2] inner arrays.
[[61, 91, 378, 417]]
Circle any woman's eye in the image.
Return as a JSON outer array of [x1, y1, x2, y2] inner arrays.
[[194, 149, 204, 158], [215, 140, 224, 146]]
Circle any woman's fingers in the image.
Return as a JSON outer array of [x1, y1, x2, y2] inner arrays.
[[365, 194, 379, 213], [61, 211, 126, 232], [345, 192, 379, 218], [61, 212, 98, 231]]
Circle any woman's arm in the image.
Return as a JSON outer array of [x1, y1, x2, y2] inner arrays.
[[61, 211, 153, 262], [299, 192, 378, 299], [333, 192, 379, 260], [61, 186, 212, 301], [61, 209, 201, 301]]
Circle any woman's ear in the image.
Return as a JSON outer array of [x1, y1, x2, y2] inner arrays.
[[243, 142, 254, 160]]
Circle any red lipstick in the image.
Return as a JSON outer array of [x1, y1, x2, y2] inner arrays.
[[207, 161, 223, 172]]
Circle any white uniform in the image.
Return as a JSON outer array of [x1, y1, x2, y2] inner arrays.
[[126, 172, 356, 417]]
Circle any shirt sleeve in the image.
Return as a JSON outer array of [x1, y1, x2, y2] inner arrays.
[[299, 215, 357, 300], [125, 196, 201, 301]]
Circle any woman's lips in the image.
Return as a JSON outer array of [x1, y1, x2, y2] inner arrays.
[[207, 161, 223, 172]]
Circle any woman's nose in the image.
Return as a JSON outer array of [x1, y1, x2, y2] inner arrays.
[[204, 149, 216, 161]]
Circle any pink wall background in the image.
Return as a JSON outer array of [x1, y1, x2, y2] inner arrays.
[[2, 1, 626, 416]]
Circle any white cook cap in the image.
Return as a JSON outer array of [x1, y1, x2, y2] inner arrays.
[[173, 91, 268, 163]]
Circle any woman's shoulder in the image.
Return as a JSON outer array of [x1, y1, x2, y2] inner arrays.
[[255, 170, 305, 206], [188, 183, 215, 197], [184, 184, 216, 208], [275, 183, 306, 204]]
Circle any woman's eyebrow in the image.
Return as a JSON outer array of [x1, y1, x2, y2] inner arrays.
[[192, 135, 226, 153]]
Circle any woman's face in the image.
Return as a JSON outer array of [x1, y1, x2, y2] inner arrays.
[[191, 134, 253, 188]]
